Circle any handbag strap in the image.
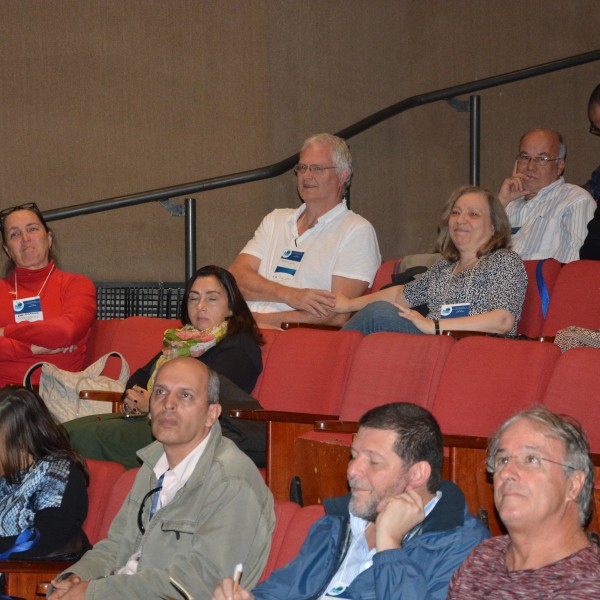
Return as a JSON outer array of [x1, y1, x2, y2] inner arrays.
[[23, 362, 46, 389], [23, 352, 130, 389], [83, 352, 130, 385]]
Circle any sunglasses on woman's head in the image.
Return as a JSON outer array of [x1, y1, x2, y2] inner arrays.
[[0, 203, 42, 229]]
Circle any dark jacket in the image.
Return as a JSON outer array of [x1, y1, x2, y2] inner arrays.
[[253, 480, 490, 600]]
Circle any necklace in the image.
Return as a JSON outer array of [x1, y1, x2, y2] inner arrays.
[[13, 263, 55, 301]]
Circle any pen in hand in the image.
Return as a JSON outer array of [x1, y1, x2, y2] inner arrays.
[[233, 563, 243, 594]]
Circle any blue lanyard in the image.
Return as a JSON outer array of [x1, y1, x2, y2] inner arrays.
[[535, 259, 550, 319], [149, 473, 165, 520], [0, 527, 40, 559]]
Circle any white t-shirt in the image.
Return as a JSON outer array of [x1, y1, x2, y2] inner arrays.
[[241, 202, 381, 313]]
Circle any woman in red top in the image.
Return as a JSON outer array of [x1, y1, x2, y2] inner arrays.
[[0, 203, 96, 386]]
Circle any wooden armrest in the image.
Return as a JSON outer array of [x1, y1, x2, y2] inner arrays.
[[314, 420, 358, 433], [79, 389, 123, 414], [280, 322, 342, 331], [0, 559, 73, 572], [442, 331, 555, 343], [442, 434, 488, 449], [0, 559, 73, 599], [230, 409, 337, 424], [441, 330, 482, 339], [79, 390, 123, 402]]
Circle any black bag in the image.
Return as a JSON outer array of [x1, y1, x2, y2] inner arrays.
[[217, 375, 266, 468]]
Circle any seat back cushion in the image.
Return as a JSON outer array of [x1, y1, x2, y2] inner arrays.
[[83, 459, 126, 544]]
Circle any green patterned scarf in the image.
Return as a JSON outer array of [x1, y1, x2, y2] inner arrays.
[[147, 321, 228, 392]]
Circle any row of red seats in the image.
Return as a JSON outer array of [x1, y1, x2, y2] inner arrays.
[[244, 328, 600, 503], [83, 260, 599, 503], [87, 259, 600, 387]]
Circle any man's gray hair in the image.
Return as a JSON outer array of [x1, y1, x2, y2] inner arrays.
[[487, 405, 594, 527], [301, 133, 353, 193], [207, 369, 220, 405]]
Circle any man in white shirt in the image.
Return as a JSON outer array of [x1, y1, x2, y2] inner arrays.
[[498, 128, 595, 263], [229, 133, 381, 328], [49, 358, 274, 600]]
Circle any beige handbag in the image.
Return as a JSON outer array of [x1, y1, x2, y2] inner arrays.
[[23, 352, 130, 423]]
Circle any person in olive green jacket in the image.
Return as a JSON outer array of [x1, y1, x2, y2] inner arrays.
[[49, 357, 274, 600]]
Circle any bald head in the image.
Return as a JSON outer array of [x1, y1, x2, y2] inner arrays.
[[515, 128, 566, 196], [150, 357, 221, 467]]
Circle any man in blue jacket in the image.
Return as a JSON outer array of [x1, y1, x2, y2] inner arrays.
[[212, 402, 490, 600]]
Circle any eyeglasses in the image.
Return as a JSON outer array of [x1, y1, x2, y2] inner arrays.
[[0, 202, 40, 227], [515, 153, 563, 166], [293, 164, 337, 176], [137, 482, 164, 534], [487, 452, 575, 474], [590, 123, 600, 137]]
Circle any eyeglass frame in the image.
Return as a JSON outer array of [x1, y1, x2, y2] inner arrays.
[[486, 451, 576, 474], [293, 163, 338, 176], [590, 123, 600, 137], [137, 483, 164, 534], [515, 153, 564, 166]]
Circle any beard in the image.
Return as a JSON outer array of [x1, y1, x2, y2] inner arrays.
[[348, 475, 409, 522]]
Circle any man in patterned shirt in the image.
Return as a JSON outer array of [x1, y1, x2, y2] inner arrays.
[[498, 128, 595, 263], [448, 406, 600, 599]]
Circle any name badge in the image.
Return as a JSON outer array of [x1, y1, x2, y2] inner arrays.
[[440, 303, 470, 319], [273, 249, 305, 281], [13, 296, 44, 322]]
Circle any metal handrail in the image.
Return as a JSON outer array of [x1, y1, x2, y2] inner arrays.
[[41, 48, 600, 280], [43, 48, 600, 225]]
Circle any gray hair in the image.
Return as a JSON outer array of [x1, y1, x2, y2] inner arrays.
[[437, 185, 511, 262], [301, 133, 353, 193], [207, 368, 220, 405], [487, 405, 594, 527]]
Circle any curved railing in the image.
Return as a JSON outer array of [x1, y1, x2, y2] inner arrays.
[[42, 48, 600, 279]]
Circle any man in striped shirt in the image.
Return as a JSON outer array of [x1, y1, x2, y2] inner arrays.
[[498, 128, 595, 263]]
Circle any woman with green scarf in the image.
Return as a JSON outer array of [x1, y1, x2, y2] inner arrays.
[[64, 265, 264, 468]]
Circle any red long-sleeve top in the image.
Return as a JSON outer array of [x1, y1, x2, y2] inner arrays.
[[0, 260, 96, 386]]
